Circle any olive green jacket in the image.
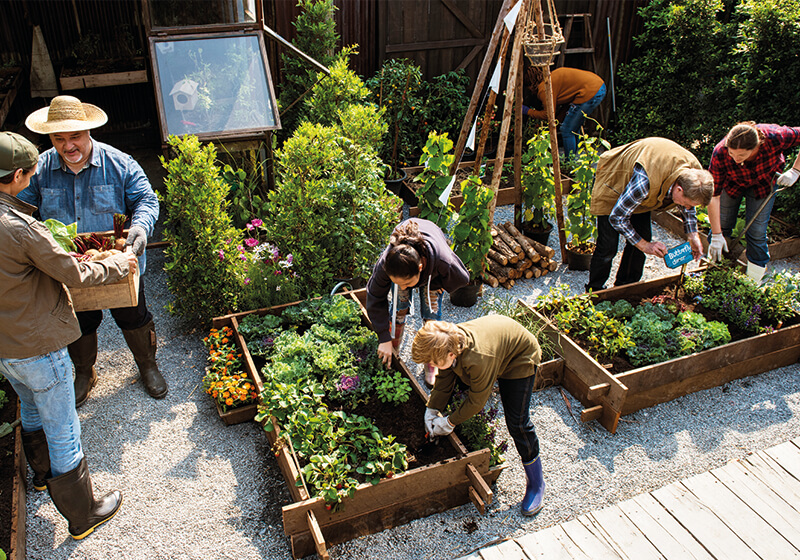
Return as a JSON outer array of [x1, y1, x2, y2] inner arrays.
[[0, 192, 131, 359], [427, 315, 541, 426]]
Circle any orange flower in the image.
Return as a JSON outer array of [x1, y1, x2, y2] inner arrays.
[[226, 398, 234, 406]]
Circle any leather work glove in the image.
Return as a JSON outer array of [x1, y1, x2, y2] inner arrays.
[[424, 408, 440, 434], [125, 225, 148, 257], [707, 235, 727, 263], [430, 415, 454, 437], [777, 168, 800, 187]]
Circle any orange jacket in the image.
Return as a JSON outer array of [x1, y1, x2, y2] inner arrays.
[[530, 67, 604, 120]]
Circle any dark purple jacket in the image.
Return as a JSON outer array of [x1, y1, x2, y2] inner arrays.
[[366, 218, 469, 343]]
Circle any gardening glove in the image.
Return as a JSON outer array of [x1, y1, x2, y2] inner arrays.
[[707, 235, 727, 263], [430, 415, 454, 437], [777, 168, 800, 187], [424, 408, 440, 434], [125, 225, 148, 256], [521, 104, 532, 117]]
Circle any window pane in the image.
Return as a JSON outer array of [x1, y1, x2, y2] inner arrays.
[[150, 0, 256, 27], [153, 34, 277, 138]]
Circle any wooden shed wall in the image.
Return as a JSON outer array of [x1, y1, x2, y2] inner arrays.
[[0, 0, 645, 133]]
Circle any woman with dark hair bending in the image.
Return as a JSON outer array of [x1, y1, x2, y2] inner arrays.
[[706, 121, 800, 282], [365, 218, 469, 386]]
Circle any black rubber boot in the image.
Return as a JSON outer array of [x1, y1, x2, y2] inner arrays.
[[21, 429, 51, 491], [67, 332, 98, 408], [122, 320, 168, 399], [46, 457, 122, 539]]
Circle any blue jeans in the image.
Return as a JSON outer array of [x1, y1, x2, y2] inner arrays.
[[0, 347, 84, 476], [391, 285, 443, 324], [498, 374, 539, 463], [561, 83, 607, 158], [714, 187, 776, 267]]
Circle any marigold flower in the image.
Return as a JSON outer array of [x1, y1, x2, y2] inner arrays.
[[226, 398, 234, 406]]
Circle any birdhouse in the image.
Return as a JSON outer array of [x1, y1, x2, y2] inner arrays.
[[169, 79, 199, 111]]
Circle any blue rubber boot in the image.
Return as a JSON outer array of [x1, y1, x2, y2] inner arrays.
[[522, 456, 545, 516]]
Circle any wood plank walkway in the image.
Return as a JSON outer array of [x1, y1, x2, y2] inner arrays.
[[456, 437, 800, 560]]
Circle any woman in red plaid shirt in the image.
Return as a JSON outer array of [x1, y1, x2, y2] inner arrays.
[[706, 121, 800, 281]]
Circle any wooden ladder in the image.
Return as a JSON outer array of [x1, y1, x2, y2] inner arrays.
[[556, 13, 606, 125]]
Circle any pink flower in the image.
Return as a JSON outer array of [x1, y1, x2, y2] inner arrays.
[[286, 254, 293, 264], [245, 238, 259, 248], [218, 249, 225, 261], [244, 278, 251, 285], [245, 223, 255, 231], [251, 218, 263, 227]]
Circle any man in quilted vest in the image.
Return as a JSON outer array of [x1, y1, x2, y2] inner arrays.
[[586, 137, 713, 291]]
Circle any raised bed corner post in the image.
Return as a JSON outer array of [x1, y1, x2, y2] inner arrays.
[[466, 463, 494, 514]]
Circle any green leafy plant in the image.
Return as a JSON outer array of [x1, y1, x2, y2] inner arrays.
[[366, 58, 424, 174], [520, 125, 555, 230], [451, 175, 494, 280], [564, 128, 608, 251], [276, 0, 340, 139], [266, 121, 398, 296], [220, 144, 270, 229], [446, 389, 508, 467], [418, 69, 470, 141], [413, 131, 456, 230], [373, 369, 412, 404], [254, 297, 410, 510], [160, 135, 244, 323]]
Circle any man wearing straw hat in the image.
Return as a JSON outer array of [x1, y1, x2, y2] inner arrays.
[[20, 95, 167, 404]]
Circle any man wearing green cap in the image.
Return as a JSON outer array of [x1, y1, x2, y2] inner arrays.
[[1, 131, 136, 539], [19, 95, 167, 404]]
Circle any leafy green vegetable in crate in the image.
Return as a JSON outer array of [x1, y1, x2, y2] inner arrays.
[[43, 218, 78, 253]]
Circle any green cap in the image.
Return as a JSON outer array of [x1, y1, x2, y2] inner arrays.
[[0, 132, 38, 178]]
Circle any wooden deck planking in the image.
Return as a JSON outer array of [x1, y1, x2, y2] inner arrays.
[[560, 518, 624, 558], [516, 526, 587, 560], [652, 482, 760, 560], [680, 471, 800, 559], [713, 460, 800, 551], [456, 438, 800, 560], [476, 539, 529, 560], [586, 504, 663, 560], [620, 494, 714, 560], [764, 440, 800, 480]]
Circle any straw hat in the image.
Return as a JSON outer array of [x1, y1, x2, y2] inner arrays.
[[25, 95, 108, 134]]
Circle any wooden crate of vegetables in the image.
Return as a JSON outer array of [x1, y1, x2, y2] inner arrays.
[[521, 267, 800, 433], [212, 290, 505, 559], [46, 214, 139, 312]]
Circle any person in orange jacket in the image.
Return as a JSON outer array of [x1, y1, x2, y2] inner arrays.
[[523, 66, 606, 158]]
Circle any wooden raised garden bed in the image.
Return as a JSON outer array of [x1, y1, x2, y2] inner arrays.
[[521, 271, 800, 434], [653, 209, 800, 263], [214, 290, 504, 559], [0, 392, 26, 560]]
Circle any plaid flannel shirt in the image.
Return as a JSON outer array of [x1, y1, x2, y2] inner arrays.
[[709, 124, 800, 199], [609, 164, 698, 246]]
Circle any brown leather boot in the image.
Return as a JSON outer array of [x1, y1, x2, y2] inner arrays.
[[46, 457, 122, 540], [21, 429, 50, 491], [391, 322, 405, 350], [67, 332, 98, 408], [122, 320, 168, 399]]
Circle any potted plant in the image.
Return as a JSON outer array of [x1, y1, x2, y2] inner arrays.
[[450, 174, 494, 307], [520, 126, 556, 245], [563, 130, 609, 270], [413, 131, 456, 231], [366, 59, 424, 191]]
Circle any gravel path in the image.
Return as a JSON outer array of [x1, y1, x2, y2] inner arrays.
[[24, 206, 800, 560]]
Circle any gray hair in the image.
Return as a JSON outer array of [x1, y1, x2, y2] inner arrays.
[[677, 168, 714, 206]]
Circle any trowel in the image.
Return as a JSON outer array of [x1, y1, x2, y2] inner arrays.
[[0, 418, 20, 438]]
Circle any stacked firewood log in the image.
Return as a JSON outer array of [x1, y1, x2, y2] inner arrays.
[[482, 222, 559, 289]]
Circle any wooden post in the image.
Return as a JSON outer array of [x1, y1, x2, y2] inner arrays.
[[533, 0, 567, 262], [487, 0, 530, 227], [450, 0, 516, 174]]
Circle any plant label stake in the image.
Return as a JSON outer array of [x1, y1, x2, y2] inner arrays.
[[665, 242, 693, 298]]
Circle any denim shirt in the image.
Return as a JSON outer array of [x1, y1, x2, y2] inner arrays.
[[18, 140, 159, 274]]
